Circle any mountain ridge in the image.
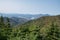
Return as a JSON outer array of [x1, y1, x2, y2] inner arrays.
[[0, 13, 50, 20]]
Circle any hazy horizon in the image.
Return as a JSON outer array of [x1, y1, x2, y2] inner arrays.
[[0, 0, 60, 15]]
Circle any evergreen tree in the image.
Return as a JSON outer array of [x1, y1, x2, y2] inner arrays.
[[0, 16, 8, 40], [0, 16, 4, 27]]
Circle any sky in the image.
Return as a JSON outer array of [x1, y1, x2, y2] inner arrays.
[[0, 0, 60, 15]]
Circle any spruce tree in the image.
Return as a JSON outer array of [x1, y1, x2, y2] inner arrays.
[[0, 16, 4, 27]]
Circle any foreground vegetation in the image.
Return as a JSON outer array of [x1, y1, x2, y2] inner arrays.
[[0, 15, 60, 40]]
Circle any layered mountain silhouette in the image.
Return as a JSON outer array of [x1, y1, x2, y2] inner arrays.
[[0, 13, 49, 20], [0, 13, 50, 26], [3, 17, 28, 27]]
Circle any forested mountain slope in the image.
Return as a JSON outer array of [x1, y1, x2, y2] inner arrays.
[[11, 15, 60, 40], [0, 15, 60, 40]]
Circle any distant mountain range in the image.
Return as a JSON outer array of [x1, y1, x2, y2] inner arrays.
[[0, 13, 50, 20], [3, 17, 28, 27], [0, 13, 50, 26]]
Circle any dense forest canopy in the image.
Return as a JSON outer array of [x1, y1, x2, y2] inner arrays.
[[0, 15, 60, 40]]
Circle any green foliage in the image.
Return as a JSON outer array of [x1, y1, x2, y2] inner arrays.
[[46, 23, 60, 40], [0, 15, 60, 40], [0, 16, 12, 40]]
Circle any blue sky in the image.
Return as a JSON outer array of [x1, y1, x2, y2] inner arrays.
[[0, 0, 60, 15]]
